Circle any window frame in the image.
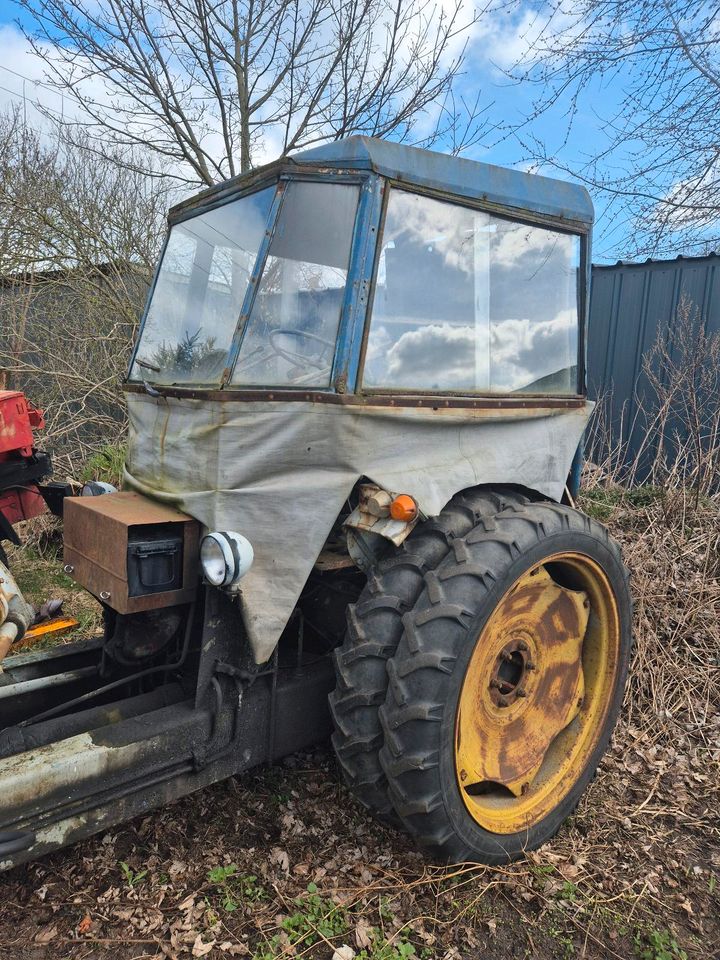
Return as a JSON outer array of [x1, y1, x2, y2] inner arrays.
[[226, 173, 370, 390], [357, 182, 590, 400]]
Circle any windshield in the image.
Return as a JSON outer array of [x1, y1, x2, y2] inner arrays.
[[130, 186, 275, 385], [231, 180, 360, 386]]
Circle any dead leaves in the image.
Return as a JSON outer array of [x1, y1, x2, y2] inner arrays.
[[33, 923, 58, 944]]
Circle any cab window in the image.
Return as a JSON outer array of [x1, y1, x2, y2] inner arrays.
[[231, 181, 360, 387], [362, 189, 581, 394], [130, 186, 275, 385]]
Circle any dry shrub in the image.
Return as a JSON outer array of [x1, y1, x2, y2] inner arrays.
[[581, 305, 720, 744]]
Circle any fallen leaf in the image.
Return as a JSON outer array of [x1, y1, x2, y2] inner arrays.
[[34, 924, 58, 944], [77, 914, 93, 935], [355, 918, 373, 949], [192, 934, 216, 957], [270, 847, 290, 874]]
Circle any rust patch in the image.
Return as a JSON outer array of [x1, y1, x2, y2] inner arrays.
[[455, 566, 588, 796]]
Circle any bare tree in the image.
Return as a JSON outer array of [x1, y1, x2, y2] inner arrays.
[[508, 0, 720, 257], [0, 107, 169, 471], [18, 0, 490, 187]]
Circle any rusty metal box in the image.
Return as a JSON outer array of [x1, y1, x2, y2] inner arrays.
[[63, 492, 199, 614]]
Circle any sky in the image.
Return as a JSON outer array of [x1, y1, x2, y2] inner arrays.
[[0, 0, 634, 263]]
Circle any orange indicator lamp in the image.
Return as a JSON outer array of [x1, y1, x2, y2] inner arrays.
[[390, 494, 418, 522]]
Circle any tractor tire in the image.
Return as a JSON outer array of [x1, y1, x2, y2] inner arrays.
[[379, 498, 632, 863], [329, 488, 528, 822]]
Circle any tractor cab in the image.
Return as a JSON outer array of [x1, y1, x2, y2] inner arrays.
[[129, 138, 587, 398], [0, 139, 631, 871]]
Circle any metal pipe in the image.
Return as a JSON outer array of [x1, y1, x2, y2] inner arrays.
[[17, 601, 197, 728], [0, 666, 99, 700]]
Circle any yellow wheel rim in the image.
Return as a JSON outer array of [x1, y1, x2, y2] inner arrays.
[[454, 552, 620, 834]]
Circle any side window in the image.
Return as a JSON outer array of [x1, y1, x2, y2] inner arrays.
[[232, 181, 360, 386], [363, 189, 580, 394]]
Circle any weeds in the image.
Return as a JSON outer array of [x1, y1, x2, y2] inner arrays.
[[119, 861, 147, 889], [633, 927, 688, 960], [207, 864, 266, 911]]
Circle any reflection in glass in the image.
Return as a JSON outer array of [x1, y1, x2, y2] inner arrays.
[[364, 190, 580, 394], [130, 186, 275, 384], [232, 182, 359, 387]]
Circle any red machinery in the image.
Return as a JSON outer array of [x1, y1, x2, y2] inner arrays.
[[0, 391, 53, 555]]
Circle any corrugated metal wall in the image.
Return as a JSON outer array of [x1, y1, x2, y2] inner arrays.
[[587, 253, 720, 478]]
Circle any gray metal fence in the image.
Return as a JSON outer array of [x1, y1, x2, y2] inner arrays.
[[587, 253, 720, 479]]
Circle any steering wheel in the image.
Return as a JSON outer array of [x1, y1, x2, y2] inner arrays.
[[269, 328, 335, 371]]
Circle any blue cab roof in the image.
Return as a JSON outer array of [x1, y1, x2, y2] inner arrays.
[[290, 136, 593, 228]]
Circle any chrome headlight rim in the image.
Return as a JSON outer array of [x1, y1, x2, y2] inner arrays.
[[200, 531, 254, 588]]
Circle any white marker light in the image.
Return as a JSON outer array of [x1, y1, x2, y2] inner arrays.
[[200, 531, 254, 588]]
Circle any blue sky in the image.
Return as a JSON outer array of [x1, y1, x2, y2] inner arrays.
[[0, 0, 633, 262]]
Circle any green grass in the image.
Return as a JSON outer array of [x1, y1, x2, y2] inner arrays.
[[80, 443, 126, 487], [580, 485, 666, 521]]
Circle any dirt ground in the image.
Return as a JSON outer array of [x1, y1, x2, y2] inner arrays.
[[2, 494, 718, 960], [0, 737, 717, 960]]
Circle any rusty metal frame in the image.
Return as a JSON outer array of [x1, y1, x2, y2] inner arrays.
[[122, 382, 586, 409]]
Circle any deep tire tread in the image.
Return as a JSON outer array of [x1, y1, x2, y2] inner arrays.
[[330, 488, 526, 820]]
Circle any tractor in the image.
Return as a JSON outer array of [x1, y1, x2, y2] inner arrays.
[[0, 137, 631, 868]]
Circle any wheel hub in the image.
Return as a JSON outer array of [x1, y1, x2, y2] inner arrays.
[[489, 638, 534, 707]]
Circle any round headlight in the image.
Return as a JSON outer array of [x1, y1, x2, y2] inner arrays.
[[200, 531, 254, 588], [81, 481, 118, 497]]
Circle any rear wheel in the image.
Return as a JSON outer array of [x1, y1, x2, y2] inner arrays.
[[329, 489, 527, 821], [379, 498, 632, 863]]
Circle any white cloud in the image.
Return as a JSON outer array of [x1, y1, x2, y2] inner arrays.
[[0, 25, 68, 123]]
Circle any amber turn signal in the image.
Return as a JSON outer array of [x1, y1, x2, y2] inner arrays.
[[390, 494, 418, 522]]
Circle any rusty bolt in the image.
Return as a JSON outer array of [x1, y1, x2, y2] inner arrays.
[[517, 641, 529, 652], [516, 688, 527, 698], [526, 661, 536, 671], [489, 679, 501, 690], [460, 769, 468, 781], [501, 651, 514, 662], [498, 696, 509, 708]]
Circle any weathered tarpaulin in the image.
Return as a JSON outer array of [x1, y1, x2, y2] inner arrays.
[[125, 394, 591, 663]]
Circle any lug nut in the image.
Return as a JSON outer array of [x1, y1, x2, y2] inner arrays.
[[516, 688, 527, 698], [489, 678, 501, 690], [501, 651, 514, 662], [517, 641, 529, 652], [526, 661, 536, 671], [498, 696, 509, 708]]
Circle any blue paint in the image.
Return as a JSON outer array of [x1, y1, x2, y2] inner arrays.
[[331, 175, 385, 392], [290, 136, 593, 227]]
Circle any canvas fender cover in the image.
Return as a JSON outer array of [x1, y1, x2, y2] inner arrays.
[[124, 394, 592, 664]]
